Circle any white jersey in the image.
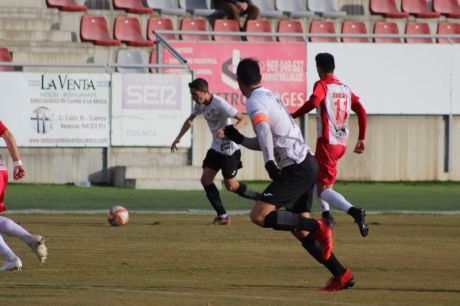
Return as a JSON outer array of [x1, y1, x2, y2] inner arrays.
[[318, 83, 352, 145], [192, 94, 239, 156], [246, 87, 310, 168]]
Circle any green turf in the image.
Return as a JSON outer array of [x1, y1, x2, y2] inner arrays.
[[5, 181, 460, 212]]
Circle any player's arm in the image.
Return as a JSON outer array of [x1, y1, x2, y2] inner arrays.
[[216, 111, 247, 138], [291, 82, 326, 118], [171, 114, 196, 153], [351, 93, 367, 154], [1, 130, 26, 180]]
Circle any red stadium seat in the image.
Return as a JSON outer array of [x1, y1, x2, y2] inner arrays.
[[433, 0, 460, 18], [114, 16, 154, 47], [113, 0, 153, 14], [0, 48, 14, 72], [246, 20, 273, 42], [47, 0, 87, 11], [402, 0, 440, 18], [213, 19, 241, 41], [277, 20, 305, 42], [310, 20, 338, 42], [80, 15, 121, 46], [405, 22, 433, 43], [373, 21, 402, 43], [342, 21, 370, 43], [180, 18, 210, 41], [147, 18, 176, 42], [370, 0, 410, 18], [437, 22, 460, 43]]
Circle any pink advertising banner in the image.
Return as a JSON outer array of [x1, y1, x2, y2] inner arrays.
[[164, 42, 307, 113]]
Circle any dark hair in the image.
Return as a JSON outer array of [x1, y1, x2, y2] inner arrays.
[[188, 78, 208, 91], [315, 53, 335, 73], [236, 58, 262, 86]]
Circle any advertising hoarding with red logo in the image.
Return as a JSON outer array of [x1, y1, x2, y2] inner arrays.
[[164, 42, 307, 113]]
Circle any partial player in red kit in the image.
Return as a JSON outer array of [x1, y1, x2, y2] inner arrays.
[[0, 120, 47, 271], [292, 53, 369, 237]]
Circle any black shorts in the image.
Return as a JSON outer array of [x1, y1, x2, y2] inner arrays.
[[259, 153, 318, 213], [202, 149, 243, 179]]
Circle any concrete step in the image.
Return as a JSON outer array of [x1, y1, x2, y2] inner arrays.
[[0, 18, 56, 31], [0, 0, 47, 8], [0, 29, 75, 42], [113, 166, 223, 190], [0, 8, 59, 19], [13, 51, 95, 65]]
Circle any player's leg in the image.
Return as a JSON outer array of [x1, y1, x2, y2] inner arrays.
[[0, 234, 22, 271], [313, 184, 335, 227], [0, 216, 47, 262], [222, 150, 260, 200], [201, 167, 229, 224]]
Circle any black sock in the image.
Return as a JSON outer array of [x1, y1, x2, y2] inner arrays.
[[322, 210, 332, 219], [264, 211, 319, 232], [235, 183, 260, 200], [301, 234, 346, 277], [347, 206, 358, 217], [204, 183, 226, 215]]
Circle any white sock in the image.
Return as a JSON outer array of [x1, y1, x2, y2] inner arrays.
[[0, 216, 34, 245], [313, 185, 330, 212], [321, 189, 353, 213], [0, 235, 17, 261]]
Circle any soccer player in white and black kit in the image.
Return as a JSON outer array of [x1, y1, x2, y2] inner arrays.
[[292, 53, 368, 237], [223, 58, 355, 291], [171, 78, 260, 225]]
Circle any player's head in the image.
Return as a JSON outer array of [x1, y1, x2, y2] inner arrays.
[[188, 78, 210, 104], [236, 58, 262, 97], [315, 53, 335, 79]]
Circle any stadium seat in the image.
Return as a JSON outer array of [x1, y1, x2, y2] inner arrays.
[[47, 0, 87, 11], [405, 22, 433, 43], [84, 0, 111, 9], [310, 20, 338, 42], [437, 22, 460, 43], [113, 0, 153, 14], [0, 48, 14, 72], [246, 20, 273, 42], [402, 0, 441, 18], [433, 0, 460, 18], [275, 0, 314, 18], [180, 18, 210, 41], [370, 0, 410, 18], [342, 21, 370, 43], [373, 21, 402, 43], [146, 0, 187, 15], [251, 0, 283, 18], [114, 16, 154, 47], [213, 19, 241, 41], [308, 0, 347, 18], [116, 49, 148, 73], [179, 0, 224, 17], [147, 17, 176, 42], [277, 20, 305, 42], [80, 15, 121, 46]]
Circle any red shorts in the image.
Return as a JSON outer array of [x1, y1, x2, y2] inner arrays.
[[0, 168, 7, 212], [315, 139, 346, 185]]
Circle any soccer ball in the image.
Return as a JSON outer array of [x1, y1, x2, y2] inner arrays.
[[107, 205, 129, 226]]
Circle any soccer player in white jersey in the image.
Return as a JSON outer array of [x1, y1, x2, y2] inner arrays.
[[0, 120, 47, 271], [223, 58, 355, 291], [171, 78, 260, 225], [292, 53, 368, 237]]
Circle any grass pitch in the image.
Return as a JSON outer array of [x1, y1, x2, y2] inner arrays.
[[0, 213, 459, 306]]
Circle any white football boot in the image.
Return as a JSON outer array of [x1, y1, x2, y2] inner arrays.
[[28, 235, 47, 263], [0, 257, 22, 271]]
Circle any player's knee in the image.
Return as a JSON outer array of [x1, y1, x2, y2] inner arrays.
[[249, 210, 265, 227], [200, 177, 212, 186]]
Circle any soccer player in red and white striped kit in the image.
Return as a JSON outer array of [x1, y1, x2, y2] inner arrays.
[[292, 53, 369, 237], [0, 120, 47, 271]]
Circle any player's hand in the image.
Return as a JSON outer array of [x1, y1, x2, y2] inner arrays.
[[223, 125, 244, 144], [265, 160, 281, 181], [13, 165, 25, 181], [354, 139, 365, 154], [215, 128, 225, 138], [171, 139, 180, 153]]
